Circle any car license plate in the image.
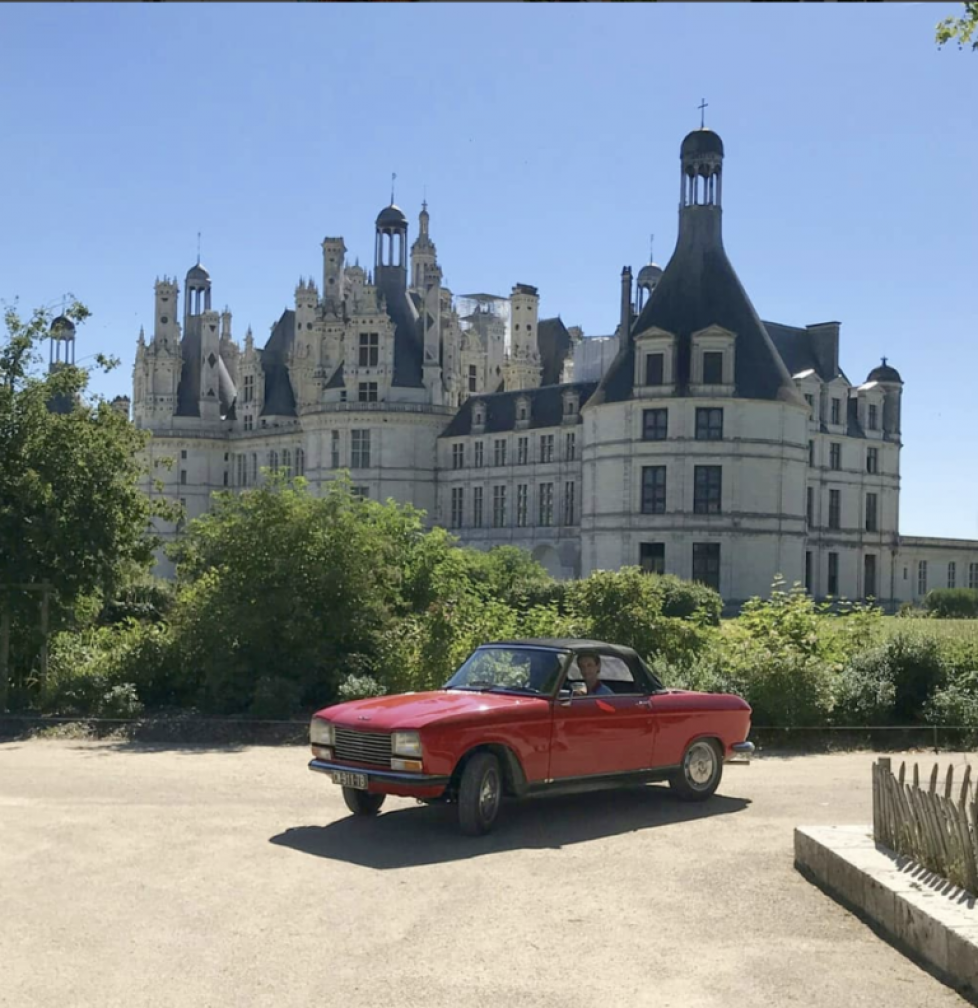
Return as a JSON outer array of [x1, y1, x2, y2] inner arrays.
[[330, 770, 368, 790]]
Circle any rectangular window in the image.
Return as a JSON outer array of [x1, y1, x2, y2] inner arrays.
[[829, 488, 841, 530], [642, 408, 668, 441], [804, 393, 814, 416], [331, 430, 340, 469], [830, 442, 841, 470], [563, 481, 575, 525], [865, 554, 877, 599], [831, 397, 841, 425], [868, 403, 879, 431], [807, 486, 814, 527], [452, 443, 464, 470], [468, 364, 478, 392], [917, 560, 928, 597], [693, 466, 722, 515], [867, 447, 879, 474], [517, 436, 529, 466], [645, 352, 664, 386], [492, 485, 507, 528], [251, 453, 258, 484], [538, 483, 554, 527], [180, 469, 187, 485], [268, 450, 279, 473], [640, 542, 665, 576], [358, 332, 379, 368], [358, 382, 378, 403], [692, 543, 721, 591], [828, 552, 839, 596], [181, 450, 187, 460], [702, 351, 723, 385], [283, 449, 292, 478], [948, 561, 957, 590], [474, 441, 484, 469], [351, 429, 371, 469], [539, 434, 554, 464], [564, 397, 577, 417], [223, 471, 228, 487], [808, 440, 815, 467], [969, 563, 978, 590], [237, 455, 246, 487], [295, 447, 305, 476], [351, 486, 369, 500], [493, 439, 506, 467], [473, 486, 484, 529], [565, 431, 576, 461], [695, 407, 724, 441], [516, 484, 528, 527], [865, 492, 878, 532], [641, 466, 667, 515], [450, 487, 464, 529], [244, 414, 253, 432], [243, 375, 254, 404], [805, 551, 813, 594]]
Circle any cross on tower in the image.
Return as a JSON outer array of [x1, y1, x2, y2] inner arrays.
[[649, 233, 655, 263], [699, 98, 708, 129], [881, 356, 888, 366], [391, 172, 397, 205], [196, 231, 201, 265]]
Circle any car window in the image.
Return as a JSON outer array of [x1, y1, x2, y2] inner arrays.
[[565, 655, 636, 688], [444, 647, 566, 696]]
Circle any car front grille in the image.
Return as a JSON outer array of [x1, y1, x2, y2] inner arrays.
[[334, 727, 391, 768]]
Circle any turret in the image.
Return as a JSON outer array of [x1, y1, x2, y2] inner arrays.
[[321, 238, 346, 307], [374, 203, 408, 303], [502, 283, 542, 391], [866, 358, 903, 440]]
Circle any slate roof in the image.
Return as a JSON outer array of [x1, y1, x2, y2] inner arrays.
[[591, 204, 801, 408], [259, 310, 297, 417], [386, 289, 424, 388], [536, 317, 572, 387], [440, 381, 597, 438], [175, 321, 237, 418]]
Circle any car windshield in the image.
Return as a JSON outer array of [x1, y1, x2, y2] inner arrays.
[[444, 646, 566, 696]]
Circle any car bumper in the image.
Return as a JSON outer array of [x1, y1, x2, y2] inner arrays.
[[726, 741, 755, 764], [308, 758, 451, 798]]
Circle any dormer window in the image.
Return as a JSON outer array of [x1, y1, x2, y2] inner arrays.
[[868, 404, 879, 431], [562, 390, 580, 422], [633, 326, 677, 397], [472, 400, 486, 432], [515, 395, 531, 429], [690, 325, 736, 393], [645, 353, 664, 386]]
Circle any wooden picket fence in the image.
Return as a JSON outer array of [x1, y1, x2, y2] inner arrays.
[[872, 756, 978, 895]]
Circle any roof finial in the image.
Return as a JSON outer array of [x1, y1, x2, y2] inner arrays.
[[881, 356, 888, 366], [196, 231, 201, 265], [391, 172, 397, 205], [649, 233, 655, 263], [698, 98, 708, 130]]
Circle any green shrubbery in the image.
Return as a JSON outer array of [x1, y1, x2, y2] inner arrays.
[[925, 588, 978, 619], [28, 477, 978, 730]]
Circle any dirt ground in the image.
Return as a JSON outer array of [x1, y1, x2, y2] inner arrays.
[[1, 741, 975, 1008]]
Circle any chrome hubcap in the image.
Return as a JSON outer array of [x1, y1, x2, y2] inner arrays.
[[685, 742, 716, 788], [480, 771, 499, 817]]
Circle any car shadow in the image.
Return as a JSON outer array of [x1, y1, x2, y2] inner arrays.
[[269, 785, 751, 869]]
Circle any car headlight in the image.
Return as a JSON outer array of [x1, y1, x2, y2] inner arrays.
[[310, 718, 334, 746], [391, 730, 421, 758]]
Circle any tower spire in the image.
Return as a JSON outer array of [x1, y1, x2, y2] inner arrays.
[[391, 172, 396, 205], [196, 231, 201, 265]]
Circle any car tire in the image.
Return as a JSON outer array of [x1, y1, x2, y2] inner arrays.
[[458, 752, 502, 836], [669, 739, 723, 802], [343, 787, 385, 816]]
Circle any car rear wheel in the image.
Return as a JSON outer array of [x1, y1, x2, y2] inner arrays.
[[458, 752, 502, 836], [669, 739, 723, 802], [343, 787, 385, 816]]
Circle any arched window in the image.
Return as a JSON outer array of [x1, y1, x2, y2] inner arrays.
[[237, 454, 246, 487], [295, 447, 305, 476], [251, 453, 258, 484], [268, 450, 279, 473], [282, 448, 292, 478]]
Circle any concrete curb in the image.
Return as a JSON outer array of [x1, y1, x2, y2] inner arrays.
[[795, 825, 978, 1000]]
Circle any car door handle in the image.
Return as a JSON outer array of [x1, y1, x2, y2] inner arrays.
[[636, 699, 652, 708]]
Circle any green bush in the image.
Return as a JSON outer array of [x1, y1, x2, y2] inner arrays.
[[336, 674, 388, 703], [249, 675, 303, 720], [833, 646, 897, 726], [886, 631, 947, 722], [924, 672, 978, 727], [924, 588, 978, 620]]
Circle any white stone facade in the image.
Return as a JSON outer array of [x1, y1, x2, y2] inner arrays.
[[132, 129, 978, 604]]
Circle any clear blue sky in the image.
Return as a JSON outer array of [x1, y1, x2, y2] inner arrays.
[[1, 3, 975, 539]]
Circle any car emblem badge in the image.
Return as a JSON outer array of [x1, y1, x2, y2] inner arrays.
[[358, 715, 371, 721]]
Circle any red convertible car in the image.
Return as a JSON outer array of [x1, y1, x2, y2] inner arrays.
[[309, 638, 754, 835]]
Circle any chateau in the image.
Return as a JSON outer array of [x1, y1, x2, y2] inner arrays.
[[131, 126, 978, 605]]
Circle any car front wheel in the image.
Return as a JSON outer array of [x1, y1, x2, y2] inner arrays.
[[343, 787, 386, 816], [669, 739, 723, 802], [458, 752, 502, 836]]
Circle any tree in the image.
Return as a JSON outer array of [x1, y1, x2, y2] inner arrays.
[[0, 301, 164, 709], [937, 3, 978, 51]]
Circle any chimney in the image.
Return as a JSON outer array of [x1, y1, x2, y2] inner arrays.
[[620, 267, 633, 341]]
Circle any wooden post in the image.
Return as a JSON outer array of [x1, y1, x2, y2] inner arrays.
[[0, 598, 10, 712]]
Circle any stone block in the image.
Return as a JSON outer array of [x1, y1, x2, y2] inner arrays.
[[894, 890, 950, 973], [946, 926, 978, 996]]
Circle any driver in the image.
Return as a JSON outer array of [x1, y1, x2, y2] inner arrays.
[[578, 652, 612, 696]]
